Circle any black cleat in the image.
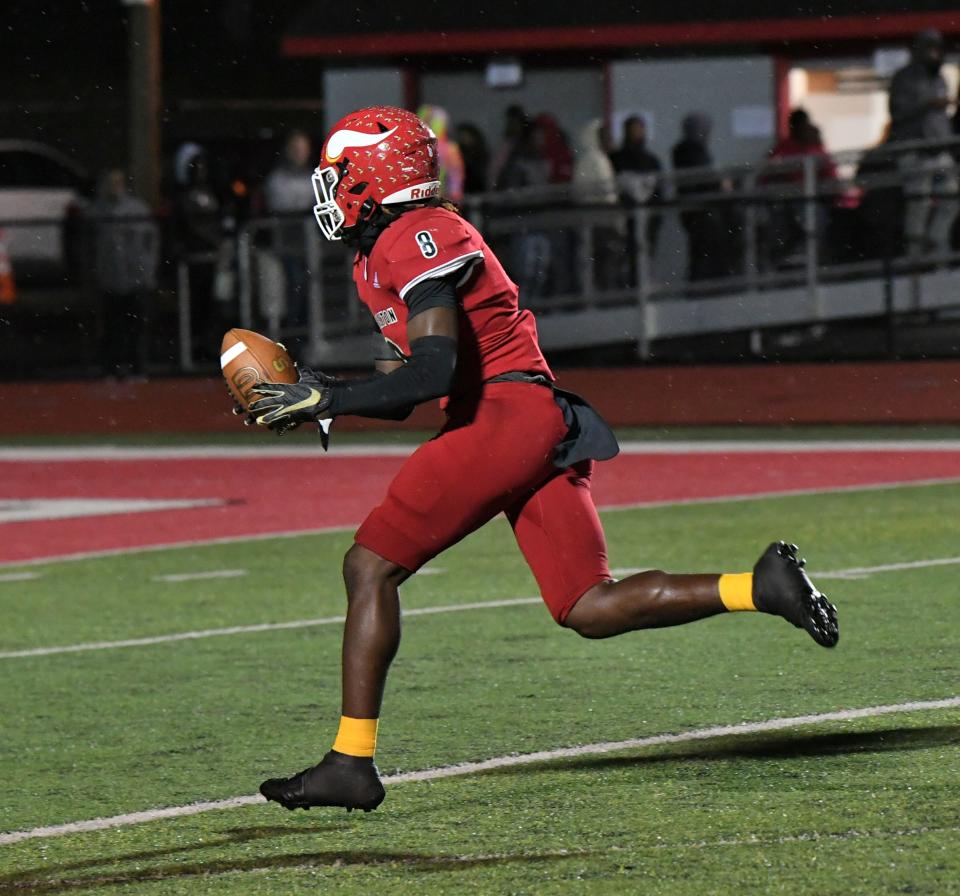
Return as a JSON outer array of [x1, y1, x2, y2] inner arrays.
[[753, 541, 839, 648], [259, 750, 385, 813]]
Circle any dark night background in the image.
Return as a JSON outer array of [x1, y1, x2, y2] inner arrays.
[[3, 0, 956, 177]]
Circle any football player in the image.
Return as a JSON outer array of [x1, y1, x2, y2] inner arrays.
[[244, 107, 838, 814]]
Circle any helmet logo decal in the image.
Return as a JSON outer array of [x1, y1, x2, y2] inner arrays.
[[325, 126, 398, 162]]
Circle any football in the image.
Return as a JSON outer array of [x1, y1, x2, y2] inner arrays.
[[220, 328, 297, 411]]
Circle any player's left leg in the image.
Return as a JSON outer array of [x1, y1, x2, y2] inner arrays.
[[259, 545, 407, 813], [508, 463, 838, 646], [261, 382, 570, 813]]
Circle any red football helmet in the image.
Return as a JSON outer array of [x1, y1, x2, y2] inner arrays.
[[312, 106, 440, 241]]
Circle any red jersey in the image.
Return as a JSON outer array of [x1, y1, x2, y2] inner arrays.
[[353, 206, 553, 398]]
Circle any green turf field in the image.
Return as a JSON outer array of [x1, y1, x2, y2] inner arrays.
[[2, 480, 959, 894]]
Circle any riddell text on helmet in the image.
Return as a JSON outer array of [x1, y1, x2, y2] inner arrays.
[[409, 185, 440, 200]]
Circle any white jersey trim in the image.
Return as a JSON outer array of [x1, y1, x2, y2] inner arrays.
[[397, 250, 484, 301]]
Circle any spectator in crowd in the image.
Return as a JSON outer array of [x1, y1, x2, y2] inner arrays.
[[532, 114, 575, 294], [489, 104, 529, 190], [573, 119, 618, 204], [888, 28, 957, 257], [263, 130, 316, 329], [418, 105, 465, 201], [764, 108, 837, 267], [498, 121, 553, 299], [610, 115, 663, 274], [768, 109, 838, 182], [855, 139, 905, 260], [88, 168, 158, 378], [498, 120, 551, 191], [263, 130, 315, 214], [610, 115, 662, 181], [573, 119, 624, 289], [455, 122, 489, 194], [533, 113, 574, 184], [174, 142, 223, 364], [672, 113, 736, 281]]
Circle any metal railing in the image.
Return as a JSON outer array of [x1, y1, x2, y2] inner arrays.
[[229, 135, 960, 364], [4, 134, 960, 376]]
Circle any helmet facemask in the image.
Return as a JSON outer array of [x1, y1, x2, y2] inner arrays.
[[312, 165, 345, 241]]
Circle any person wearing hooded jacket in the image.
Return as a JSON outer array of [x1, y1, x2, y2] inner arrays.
[[572, 120, 628, 290], [572, 119, 619, 205]]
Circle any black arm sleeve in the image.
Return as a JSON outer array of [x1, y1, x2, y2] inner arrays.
[[328, 334, 457, 419]]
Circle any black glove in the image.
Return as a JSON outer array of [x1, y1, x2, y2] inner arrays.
[[248, 380, 333, 434], [296, 363, 338, 389]]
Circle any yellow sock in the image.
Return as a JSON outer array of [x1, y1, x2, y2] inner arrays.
[[718, 573, 756, 612], [332, 716, 378, 757]]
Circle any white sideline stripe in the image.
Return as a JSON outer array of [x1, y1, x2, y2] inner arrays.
[[0, 445, 420, 461], [153, 569, 248, 583], [4, 474, 960, 571], [0, 598, 541, 659], [219, 341, 247, 368], [0, 571, 43, 582], [2, 695, 957, 847], [5, 439, 960, 461]]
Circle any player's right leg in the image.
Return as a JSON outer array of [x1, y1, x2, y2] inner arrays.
[[566, 542, 837, 646], [508, 464, 838, 647]]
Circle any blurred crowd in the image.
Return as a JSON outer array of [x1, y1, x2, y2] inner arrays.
[[79, 28, 960, 373]]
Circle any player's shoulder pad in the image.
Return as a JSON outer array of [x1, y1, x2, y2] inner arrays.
[[375, 206, 485, 300], [378, 206, 479, 261]]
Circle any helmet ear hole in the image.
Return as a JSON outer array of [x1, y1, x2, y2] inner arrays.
[[348, 182, 369, 195]]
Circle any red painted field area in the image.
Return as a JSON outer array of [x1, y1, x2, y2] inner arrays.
[[3, 447, 960, 565]]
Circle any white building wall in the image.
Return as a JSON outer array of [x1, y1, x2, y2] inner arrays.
[[322, 68, 406, 131], [419, 67, 605, 151], [609, 56, 777, 167]]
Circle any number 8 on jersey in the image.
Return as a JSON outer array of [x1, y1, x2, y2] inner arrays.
[[415, 230, 438, 259]]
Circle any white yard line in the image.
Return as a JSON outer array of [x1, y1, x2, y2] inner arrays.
[[1, 695, 957, 847], [153, 569, 248, 583], [4, 474, 960, 571], [0, 571, 43, 582], [600, 475, 960, 515], [0, 524, 358, 570], [4, 547, 959, 660], [652, 824, 960, 851], [5, 440, 960, 462], [0, 597, 542, 659], [817, 556, 960, 579], [0, 498, 223, 524]]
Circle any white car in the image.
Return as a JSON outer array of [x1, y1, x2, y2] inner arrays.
[[0, 141, 90, 278]]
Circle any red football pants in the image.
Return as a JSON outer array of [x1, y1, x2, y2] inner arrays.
[[354, 382, 610, 623]]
